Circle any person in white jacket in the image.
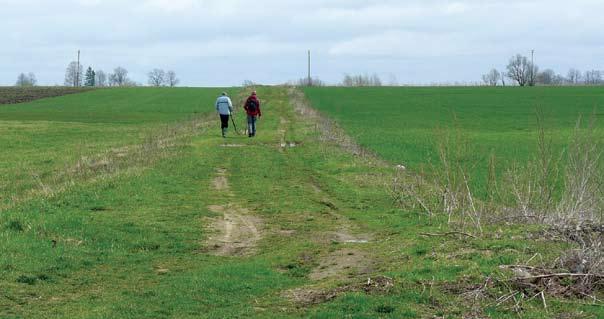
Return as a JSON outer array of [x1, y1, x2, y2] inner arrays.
[[215, 92, 233, 137]]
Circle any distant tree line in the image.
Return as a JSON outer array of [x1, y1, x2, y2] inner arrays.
[[147, 69, 179, 87], [14, 61, 180, 88], [292, 73, 385, 87], [63, 63, 182, 87], [341, 74, 382, 87], [483, 53, 603, 86], [242, 80, 258, 87], [295, 77, 325, 87], [64, 62, 138, 87]]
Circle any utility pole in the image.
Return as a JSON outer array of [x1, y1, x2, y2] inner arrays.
[[76, 50, 81, 87], [307, 50, 311, 87], [530, 49, 534, 86]]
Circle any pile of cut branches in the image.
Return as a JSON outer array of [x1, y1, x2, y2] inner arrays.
[[501, 264, 603, 300]]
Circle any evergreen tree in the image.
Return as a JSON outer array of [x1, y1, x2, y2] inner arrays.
[[84, 67, 96, 87]]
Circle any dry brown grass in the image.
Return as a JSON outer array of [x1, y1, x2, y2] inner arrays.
[[391, 110, 604, 307], [392, 122, 484, 235], [287, 86, 385, 166]]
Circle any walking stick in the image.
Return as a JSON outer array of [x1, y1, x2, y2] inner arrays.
[[230, 113, 242, 135]]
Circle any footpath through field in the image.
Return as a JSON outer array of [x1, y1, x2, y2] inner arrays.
[[4, 87, 599, 318], [188, 86, 401, 316], [2, 86, 421, 318]]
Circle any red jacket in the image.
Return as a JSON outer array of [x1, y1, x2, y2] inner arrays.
[[244, 95, 261, 116]]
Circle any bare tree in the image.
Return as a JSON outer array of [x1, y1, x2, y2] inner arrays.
[[109, 67, 129, 86], [95, 70, 107, 87], [15, 73, 36, 87], [16, 73, 28, 86], [148, 69, 166, 87], [371, 74, 382, 86], [584, 70, 602, 85], [567, 68, 582, 85], [27, 73, 37, 86], [108, 74, 117, 87], [342, 74, 354, 87], [341, 73, 382, 87], [482, 69, 500, 86], [552, 74, 566, 85], [242, 80, 256, 87], [536, 69, 556, 85], [166, 70, 179, 87], [65, 61, 83, 87], [297, 77, 325, 87], [501, 70, 506, 86], [506, 54, 534, 87]]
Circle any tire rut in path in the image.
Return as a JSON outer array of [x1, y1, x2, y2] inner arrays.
[[280, 88, 389, 305], [204, 168, 263, 257], [310, 189, 375, 282]]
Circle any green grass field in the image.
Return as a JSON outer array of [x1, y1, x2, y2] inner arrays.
[[1, 87, 602, 318], [304, 87, 604, 196], [0, 88, 232, 209]]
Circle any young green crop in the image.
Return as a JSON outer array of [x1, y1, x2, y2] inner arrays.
[[304, 86, 604, 197], [0, 87, 232, 208]]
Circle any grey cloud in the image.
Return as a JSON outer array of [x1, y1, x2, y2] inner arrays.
[[1, 0, 603, 86]]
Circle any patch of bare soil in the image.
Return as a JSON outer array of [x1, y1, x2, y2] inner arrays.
[[205, 204, 263, 256], [283, 275, 394, 306], [276, 117, 301, 149], [310, 248, 374, 281], [325, 211, 372, 245], [313, 185, 373, 245], [278, 116, 288, 150], [331, 231, 371, 244], [212, 168, 229, 192], [204, 168, 263, 256]]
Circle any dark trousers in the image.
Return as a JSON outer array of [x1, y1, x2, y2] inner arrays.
[[247, 115, 257, 135], [219, 114, 229, 129]]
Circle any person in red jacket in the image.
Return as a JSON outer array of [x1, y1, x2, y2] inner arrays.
[[243, 91, 262, 137]]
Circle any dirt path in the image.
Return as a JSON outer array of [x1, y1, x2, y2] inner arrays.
[[204, 168, 263, 256], [273, 89, 383, 305], [204, 87, 382, 305], [309, 188, 375, 283], [205, 204, 262, 256], [309, 248, 373, 281]]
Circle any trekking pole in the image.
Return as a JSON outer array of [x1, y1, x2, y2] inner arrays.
[[230, 113, 242, 135]]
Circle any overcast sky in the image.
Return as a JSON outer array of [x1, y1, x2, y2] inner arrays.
[[2, 0, 603, 86]]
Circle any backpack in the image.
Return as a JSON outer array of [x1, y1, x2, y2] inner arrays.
[[246, 98, 258, 113]]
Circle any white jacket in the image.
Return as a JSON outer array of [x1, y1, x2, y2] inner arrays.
[[215, 96, 233, 115]]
